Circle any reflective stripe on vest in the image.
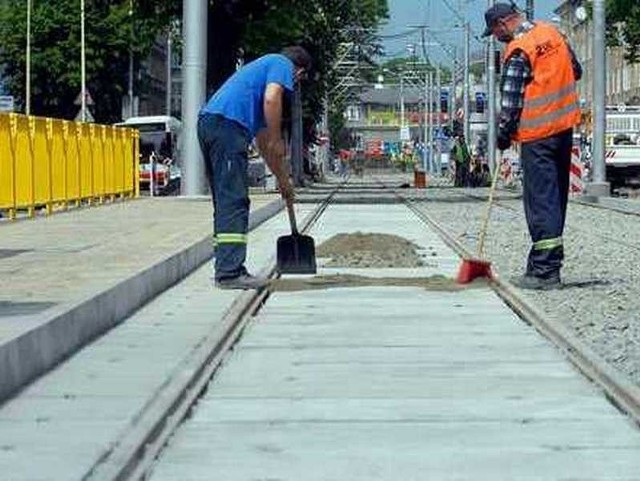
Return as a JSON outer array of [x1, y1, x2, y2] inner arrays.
[[523, 83, 577, 110], [533, 237, 563, 251], [214, 233, 248, 245], [505, 22, 581, 142], [519, 100, 581, 130]]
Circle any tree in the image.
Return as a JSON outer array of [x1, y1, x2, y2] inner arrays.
[[0, 0, 179, 122], [237, 0, 388, 145], [607, 0, 640, 63]]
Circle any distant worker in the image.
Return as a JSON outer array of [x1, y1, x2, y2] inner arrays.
[[198, 46, 312, 289], [483, 3, 582, 290], [451, 133, 471, 187]]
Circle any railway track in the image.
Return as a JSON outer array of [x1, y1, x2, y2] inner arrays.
[[25, 176, 640, 480]]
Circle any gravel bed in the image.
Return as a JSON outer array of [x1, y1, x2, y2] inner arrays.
[[415, 187, 640, 386]]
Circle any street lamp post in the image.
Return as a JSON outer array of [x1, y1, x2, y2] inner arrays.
[[128, 0, 134, 119], [80, 0, 86, 122], [589, 0, 609, 195], [166, 26, 172, 117], [463, 22, 470, 142], [180, 0, 208, 195], [26, 0, 31, 115], [487, 0, 497, 174]]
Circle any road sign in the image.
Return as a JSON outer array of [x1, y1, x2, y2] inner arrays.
[[74, 90, 95, 106], [400, 126, 410, 141], [75, 108, 95, 123], [0, 95, 15, 112], [617, 103, 626, 113]]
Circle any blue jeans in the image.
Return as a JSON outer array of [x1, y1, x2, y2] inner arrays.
[[197, 114, 251, 280]]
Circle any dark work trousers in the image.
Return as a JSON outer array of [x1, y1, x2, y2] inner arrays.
[[520, 128, 573, 278], [197, 114, 251, 281]]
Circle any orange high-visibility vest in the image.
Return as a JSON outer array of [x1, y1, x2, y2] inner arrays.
[[505, 22, 581, 142]]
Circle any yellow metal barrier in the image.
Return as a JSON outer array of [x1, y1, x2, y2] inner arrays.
[[0, 113, 139, 220]]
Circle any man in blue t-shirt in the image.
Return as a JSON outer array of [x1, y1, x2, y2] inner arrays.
[[197, 46, 312, 290]]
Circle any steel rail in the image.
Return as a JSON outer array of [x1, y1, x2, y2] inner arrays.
[[85, 188, 340, 481], [382, 180, 640, 427]]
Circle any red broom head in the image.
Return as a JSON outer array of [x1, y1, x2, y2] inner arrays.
[[456, 258, 493, 284]]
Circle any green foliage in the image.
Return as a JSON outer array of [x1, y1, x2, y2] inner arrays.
[[0, 0, 389, 140], [239, 0, 388, 146], [607, 0, 640, 62], [0, 0, 179, 122]]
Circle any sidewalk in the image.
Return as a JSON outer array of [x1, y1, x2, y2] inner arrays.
[[0, 194, 281, 402]]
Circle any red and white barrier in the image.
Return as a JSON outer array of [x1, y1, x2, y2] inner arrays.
[[569, 147, 584, 195], [500, 155, 513, 184]]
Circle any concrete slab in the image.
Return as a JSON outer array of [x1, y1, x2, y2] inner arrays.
[[0, 203, 319, 481], [147, 203, 640, 481], [0, 195, 280, 402]]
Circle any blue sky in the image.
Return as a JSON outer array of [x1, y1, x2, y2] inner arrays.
[[378, 0, 563, 64]]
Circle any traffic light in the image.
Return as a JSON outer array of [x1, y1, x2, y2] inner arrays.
[[475, 92, 485, 114], [440, 90, 448, 113]]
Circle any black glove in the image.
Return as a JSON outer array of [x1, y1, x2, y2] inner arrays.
[[497, 131, 511, 151]]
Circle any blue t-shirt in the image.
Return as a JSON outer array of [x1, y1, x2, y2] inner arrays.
[[200, 54, 294, 137]]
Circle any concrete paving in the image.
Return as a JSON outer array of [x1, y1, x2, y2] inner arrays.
[[0, 194, 280, 402], [148, 204, 640, 481], [2, 198, 640, 480], [0, 201, 317, 481]]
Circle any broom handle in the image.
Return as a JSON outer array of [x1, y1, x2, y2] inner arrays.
[[286, 197, 299, 235], [477, 152, 503, 258]]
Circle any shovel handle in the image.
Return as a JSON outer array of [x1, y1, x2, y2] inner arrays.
[[285, 198, 299, 235]]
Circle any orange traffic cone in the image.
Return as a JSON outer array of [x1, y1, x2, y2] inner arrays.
[[456, 153, 502, 284]]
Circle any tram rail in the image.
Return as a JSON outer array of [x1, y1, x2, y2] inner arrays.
[[32, 175, 640, 480]]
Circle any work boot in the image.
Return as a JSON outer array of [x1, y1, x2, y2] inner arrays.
[[510, 273, 561, 291], [215, 272, 269, 290]]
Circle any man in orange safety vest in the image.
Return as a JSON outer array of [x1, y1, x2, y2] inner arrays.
[[483, 3, 582, 290]]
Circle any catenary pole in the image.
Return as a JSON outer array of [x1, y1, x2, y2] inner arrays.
[[180, 0, 208, 195], [589, 0, 609, 195], [487, 0, 497, 174], [26, 0, 31, 115]]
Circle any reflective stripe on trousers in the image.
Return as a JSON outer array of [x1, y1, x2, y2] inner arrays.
[[533, 236, 563, 251]]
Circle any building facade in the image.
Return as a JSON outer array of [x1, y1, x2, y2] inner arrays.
[[554, 1, 640, 107]]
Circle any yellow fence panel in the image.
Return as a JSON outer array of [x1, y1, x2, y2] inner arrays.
[[50, 120, 67, 205], [0, 113, 138, 219], [0, 115, 15, 214]]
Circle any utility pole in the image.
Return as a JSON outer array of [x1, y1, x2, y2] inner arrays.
[[428, 70, 434, 174], [291, 85, 304, 186], [80, 0, 86, 122], [128, 0, 134, 119], [589, 0, 609, 195], [526, 0, 534, 21], [450, 48, 456, 130], [487, 0, 497, 174], [436, 65, 442, 173], [463, 22, 470, 142], [26, 0, 31, 115], [180, 0, 208, 195], [166, 27, 172, 117], [400, 73, 405, 138], [423, 71, 428, 172]]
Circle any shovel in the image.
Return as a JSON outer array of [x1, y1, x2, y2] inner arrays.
[[277, 198, 317, 274]]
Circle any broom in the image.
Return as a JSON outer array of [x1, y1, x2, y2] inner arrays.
[[456, 152, 503, 284]]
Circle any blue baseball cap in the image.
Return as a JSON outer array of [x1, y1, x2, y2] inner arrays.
[[482, 2, 519, 37]]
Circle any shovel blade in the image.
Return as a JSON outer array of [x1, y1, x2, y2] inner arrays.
[[277, 234, 317, 274]]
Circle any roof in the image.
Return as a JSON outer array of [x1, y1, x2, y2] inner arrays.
[[357, 87, 423, 106], [115, 116, 182, 130]]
